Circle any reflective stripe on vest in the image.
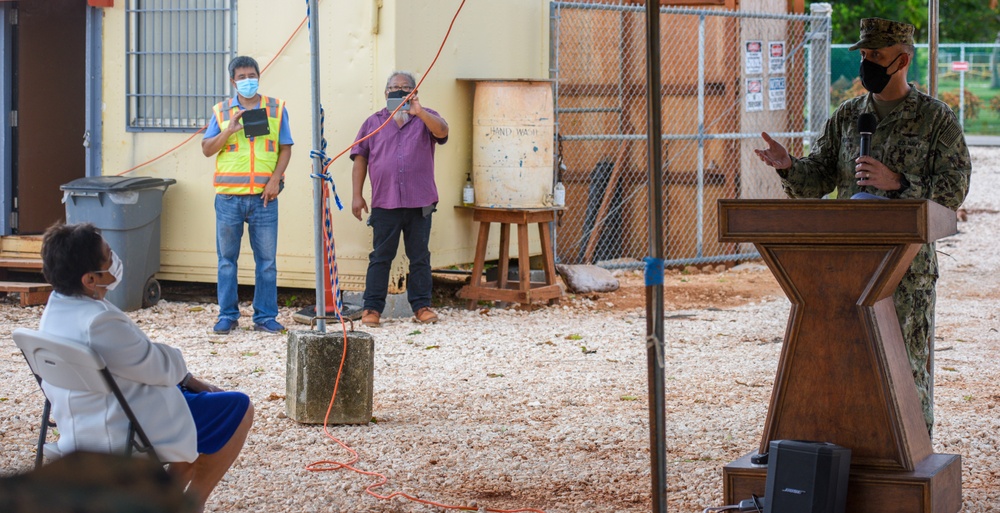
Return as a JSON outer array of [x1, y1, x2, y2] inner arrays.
[[212, 95, 285, 195], [215, 174, 272, 186]]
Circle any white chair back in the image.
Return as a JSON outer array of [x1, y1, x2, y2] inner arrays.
[[12, 327, 160, 467], [13, 328, 110, 393]]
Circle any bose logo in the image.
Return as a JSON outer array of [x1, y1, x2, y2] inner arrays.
[[781, 488, 806, 495]]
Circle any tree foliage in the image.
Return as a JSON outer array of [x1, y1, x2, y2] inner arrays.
[[809, 0, 1000, 44], [938, 0, 1000, 42]]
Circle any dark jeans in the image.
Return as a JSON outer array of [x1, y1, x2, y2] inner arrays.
[[363, 207, 433, 313]]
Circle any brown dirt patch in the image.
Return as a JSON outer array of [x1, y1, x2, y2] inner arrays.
[[431, 264, 785, 313], [591, 266, 784, 311]]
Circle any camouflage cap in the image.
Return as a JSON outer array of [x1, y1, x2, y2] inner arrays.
[[848, 18, 915, 51]]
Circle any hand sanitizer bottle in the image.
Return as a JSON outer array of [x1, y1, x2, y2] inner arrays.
[[462, 173, 475, 206], [553, 180, 566, 207]]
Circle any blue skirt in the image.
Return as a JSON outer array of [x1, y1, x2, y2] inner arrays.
[[180, 388, 250, 455]]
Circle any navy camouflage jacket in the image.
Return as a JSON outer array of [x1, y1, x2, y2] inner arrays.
[[777, 84, 972, 282]]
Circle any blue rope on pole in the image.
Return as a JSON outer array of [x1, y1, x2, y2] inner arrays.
[[305, 0, 313, 33], [309, 106, 344, 210], [307, 100, 345, 316]]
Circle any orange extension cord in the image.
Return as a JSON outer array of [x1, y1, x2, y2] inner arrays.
[[118, 0, 547, 510], [306, 2, 544, 512], [116, 16, 309, 177]]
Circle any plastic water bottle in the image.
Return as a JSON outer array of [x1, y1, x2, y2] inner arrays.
[[462, 173, 475, 206], [553, 181, 566, 207]]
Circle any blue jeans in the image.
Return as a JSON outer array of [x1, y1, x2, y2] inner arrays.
[[363, 207, 433, 313], [215, 194, 278, 325]]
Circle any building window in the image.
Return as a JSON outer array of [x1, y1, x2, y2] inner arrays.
[[126, 0, 235, 131]]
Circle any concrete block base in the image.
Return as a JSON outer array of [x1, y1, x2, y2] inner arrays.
[[286, 330, 375, 425]]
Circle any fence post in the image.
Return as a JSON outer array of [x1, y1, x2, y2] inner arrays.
[[959, 44, 966, 129], [809, 3, 832, 140], [697, 14, 706, 258], [549, 2, 562, 261]]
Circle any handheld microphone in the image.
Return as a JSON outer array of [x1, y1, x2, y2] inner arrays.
[[858, 113, 877, 158]]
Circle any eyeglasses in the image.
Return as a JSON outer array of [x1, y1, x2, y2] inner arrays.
[[386, 86, 413, 93]]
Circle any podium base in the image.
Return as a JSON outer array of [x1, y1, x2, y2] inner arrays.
[[723, 452, 962, 513]]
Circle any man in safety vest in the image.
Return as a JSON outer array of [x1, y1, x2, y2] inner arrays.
[[202, 56, 293, 335]]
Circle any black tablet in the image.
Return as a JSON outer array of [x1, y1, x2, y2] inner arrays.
[[240, 108, 270, 138]]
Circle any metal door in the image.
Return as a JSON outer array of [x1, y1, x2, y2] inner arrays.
[[14, 0, 86, 234]]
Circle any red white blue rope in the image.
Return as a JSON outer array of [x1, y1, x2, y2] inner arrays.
[[309, 104, 344, 316]]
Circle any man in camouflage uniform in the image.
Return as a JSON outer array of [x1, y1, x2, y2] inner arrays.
[[754, 18, 972, 436]]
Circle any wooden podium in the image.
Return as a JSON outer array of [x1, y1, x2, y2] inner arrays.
[[718, 199, 962, 513]]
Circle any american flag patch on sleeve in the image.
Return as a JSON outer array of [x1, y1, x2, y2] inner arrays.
[[940, 124, 962, 147]]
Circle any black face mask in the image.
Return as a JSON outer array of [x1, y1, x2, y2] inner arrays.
[[859, 53, 903, 94]]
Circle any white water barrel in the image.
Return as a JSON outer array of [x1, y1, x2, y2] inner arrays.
[[472, 80, 554, 208]]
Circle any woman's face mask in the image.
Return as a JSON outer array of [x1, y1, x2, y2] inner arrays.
[[859, 52, 903, 94], [96, 250, 124, 292]]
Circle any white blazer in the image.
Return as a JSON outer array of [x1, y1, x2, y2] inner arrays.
[[39, 292, 198, 463]]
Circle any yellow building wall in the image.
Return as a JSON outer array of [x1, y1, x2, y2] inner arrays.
[[99, 1, 549, 290]]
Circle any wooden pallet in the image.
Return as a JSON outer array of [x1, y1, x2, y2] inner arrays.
[[0, 257, 43, 271], [0, 237, 50, 306], [0, 234, 43, 260], [0, 281, 52, 307]]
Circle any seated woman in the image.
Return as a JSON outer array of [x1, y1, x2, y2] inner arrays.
[[39, 222, 254, 512]]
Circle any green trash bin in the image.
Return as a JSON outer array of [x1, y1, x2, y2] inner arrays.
[[60, 176, 176, 312]]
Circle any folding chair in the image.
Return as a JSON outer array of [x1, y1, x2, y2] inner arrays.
[[12, 327, 160, 469]]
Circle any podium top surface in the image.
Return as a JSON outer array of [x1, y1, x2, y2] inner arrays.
[[718, 199, 957, 244]]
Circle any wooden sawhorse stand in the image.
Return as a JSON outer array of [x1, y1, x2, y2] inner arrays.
[[457, 207, 562, 309]]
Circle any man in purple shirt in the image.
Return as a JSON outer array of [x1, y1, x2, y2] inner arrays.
[[350, 71, 449, 327]]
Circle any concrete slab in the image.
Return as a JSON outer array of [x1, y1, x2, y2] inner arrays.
[[966, 135, 1000, 146], [343, 291, 413, 319]]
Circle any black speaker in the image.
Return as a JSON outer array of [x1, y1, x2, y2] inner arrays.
[[763, 440, 851, 513]]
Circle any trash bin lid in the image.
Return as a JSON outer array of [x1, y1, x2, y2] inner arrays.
[[60, 176, 177, 192]]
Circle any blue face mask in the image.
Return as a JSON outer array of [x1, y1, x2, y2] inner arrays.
[[235, 78, 259, 99]]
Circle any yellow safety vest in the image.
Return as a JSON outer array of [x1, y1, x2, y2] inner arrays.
[[212, 95, 285, 195]]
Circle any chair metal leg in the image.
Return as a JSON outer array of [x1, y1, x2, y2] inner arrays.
[[124, 422, 157, 461], [104, 368, 160, 464], [35, 399, 51, 470], [126, 423, 136, 457]]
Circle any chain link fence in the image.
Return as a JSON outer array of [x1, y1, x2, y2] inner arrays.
[[550, 2, 831, 268]]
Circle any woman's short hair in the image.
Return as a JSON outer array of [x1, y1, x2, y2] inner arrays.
[[41, 223, 106, 296]]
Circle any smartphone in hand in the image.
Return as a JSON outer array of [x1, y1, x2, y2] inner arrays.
[[386, 90, 410, 112], [386, 98, 410, 112]]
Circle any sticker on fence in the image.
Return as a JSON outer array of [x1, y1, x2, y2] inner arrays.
[[769, 41, 786, 74], [746, 78, 763, 112], [768, 77, 786, 111], [745, 40, 763, 74]]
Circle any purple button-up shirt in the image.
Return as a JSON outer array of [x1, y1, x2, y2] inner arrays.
[[350, 108, 448, 209]]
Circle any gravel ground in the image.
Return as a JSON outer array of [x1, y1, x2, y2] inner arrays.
[[1, 147, 998, 512]]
